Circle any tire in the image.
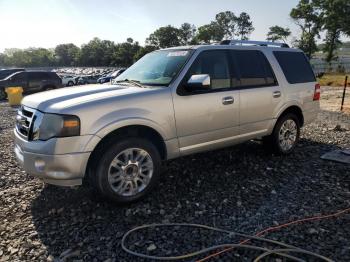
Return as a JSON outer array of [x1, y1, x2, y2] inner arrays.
[[67, 81, 74, 86], [0, 88, 6, 100], [263, 113, 300, 155], [93, 137, 161, 204]]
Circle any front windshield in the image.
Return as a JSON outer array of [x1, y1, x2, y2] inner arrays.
[[114, 49, 192, 86]]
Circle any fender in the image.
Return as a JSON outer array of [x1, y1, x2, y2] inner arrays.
[[94, 117, 170, 142], [267, 100, 303, 133]]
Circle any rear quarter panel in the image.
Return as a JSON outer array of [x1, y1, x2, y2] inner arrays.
[[264, 48, 319, 128]]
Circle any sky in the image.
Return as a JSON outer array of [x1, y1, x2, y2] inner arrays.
[[0, 0, 345, 52]]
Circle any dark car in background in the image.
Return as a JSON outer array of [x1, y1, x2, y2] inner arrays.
[[97, 69, 125, 84], [0, 68, 25, 80], [97, 73, 113, 84], [0, 71, 62, 100]]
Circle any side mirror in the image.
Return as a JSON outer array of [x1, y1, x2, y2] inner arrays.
[[186, 74, 211, 90]]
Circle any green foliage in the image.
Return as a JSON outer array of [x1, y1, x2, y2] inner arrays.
[[55, 43, 80, 66], [0, 48, 56, 67], [196, 11, 254, 43], [290, 0, 350, 60], [146, 25, 181, 48], [78, 37, 116, 66], [290, 0, 322, 58], [215, 11, 237, 39], [197, 22, 225, 43], [178, 23, 197, 45], [111, 38, 141, 67], [314, 0, 350, 62], [134, 45, 158, 61], [235, 12, 254, 40], [266, 26, 291, 42]]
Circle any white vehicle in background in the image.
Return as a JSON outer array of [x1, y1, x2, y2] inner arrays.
[[60, 75, 76, 86]]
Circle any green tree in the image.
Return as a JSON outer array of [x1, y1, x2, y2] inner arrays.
[[27, 48, 56, 67], [134, 45, 158, 61], [196, 22, 225, 43], [178, 23, 197, 45], [146, 25, 181, 48], [314, 0, 350, 62], [112, 38, 141, 67], [215, 11, 237, 39], [235, 12, 254, 40], [78, 37, 116, 66], [266, 26, 291, 43], [55, 43, 80, 66], [0, 53, 5, 66], [290, 0, 322, 58]]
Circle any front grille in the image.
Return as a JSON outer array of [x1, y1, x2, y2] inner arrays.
[[16, 106, 35, 140]]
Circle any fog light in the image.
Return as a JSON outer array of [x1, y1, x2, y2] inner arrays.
[[34, 159, 46, 172]]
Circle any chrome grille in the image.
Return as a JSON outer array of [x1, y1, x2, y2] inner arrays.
[[16, 106, 35, 140]]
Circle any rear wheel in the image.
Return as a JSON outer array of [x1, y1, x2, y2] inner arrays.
[[67, 81, 74, 86], [93, 137, 161, 203], [263, 113, 300, 155]]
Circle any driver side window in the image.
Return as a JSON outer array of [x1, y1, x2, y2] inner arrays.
[[11, 72, 26, 82], [185, 50, 232, 91]]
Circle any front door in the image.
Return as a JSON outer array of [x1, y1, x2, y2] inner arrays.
[[172, 49, 240, 155], [9, 72, 28, 92]]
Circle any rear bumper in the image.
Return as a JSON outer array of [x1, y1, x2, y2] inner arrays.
[[14, 130, 93, 186]]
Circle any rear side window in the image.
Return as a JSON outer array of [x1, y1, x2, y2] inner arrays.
[[232, 50, 277, 88], [273, 51, 316, 84]]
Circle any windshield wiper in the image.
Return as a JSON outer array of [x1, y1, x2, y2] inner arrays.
[[115, 79, 145, 88]]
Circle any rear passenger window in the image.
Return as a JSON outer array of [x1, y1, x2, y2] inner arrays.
[[273, 51, 316, 84], [232, 50, 277, 88]]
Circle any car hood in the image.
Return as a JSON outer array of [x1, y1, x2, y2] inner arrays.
[[22, 84, 155, 113]]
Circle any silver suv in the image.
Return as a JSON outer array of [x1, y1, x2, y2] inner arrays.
[[14, 40, 320, 203]]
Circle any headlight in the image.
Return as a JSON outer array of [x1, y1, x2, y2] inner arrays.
[[32, 114, 80, 141]]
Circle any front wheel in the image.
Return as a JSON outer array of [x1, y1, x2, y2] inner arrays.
[[263, 113, 300, 155], [93, 138, 161, 204]]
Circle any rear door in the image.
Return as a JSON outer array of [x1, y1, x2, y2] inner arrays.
[[230, 49, 282, 136], [28, 72, 46, 92]]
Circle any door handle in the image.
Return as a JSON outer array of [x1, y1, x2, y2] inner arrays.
[[222, 96, 234, 105], [273, 91, 281, 98]]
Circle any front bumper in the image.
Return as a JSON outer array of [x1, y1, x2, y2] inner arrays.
[[14, 130, 94, 186]]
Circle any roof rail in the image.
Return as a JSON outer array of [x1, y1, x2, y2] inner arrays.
[[220, 40, 290, 48]]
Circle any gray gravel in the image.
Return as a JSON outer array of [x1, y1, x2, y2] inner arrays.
[[0, 100, 350, 261]]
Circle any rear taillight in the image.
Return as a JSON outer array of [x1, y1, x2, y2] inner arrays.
[[313, 83, 321, 101]]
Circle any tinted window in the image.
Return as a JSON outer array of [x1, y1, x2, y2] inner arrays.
[[186, 50, 233, 91], [12, 72, 27, 81], [29, 72, 49, 80], [232, 50, 276, 87], [273, 51, 316, 84]]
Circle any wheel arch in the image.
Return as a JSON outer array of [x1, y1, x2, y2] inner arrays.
[[84, 124, 168, 184], [277, 105, 304, 127]]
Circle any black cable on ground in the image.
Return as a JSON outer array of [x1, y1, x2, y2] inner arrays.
[[121, 223, 333, 261]]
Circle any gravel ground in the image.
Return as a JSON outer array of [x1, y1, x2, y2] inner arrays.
[[1, 88, 350, 261]]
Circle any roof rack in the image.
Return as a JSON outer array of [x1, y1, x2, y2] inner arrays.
[[220, 40, 290, 48]]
